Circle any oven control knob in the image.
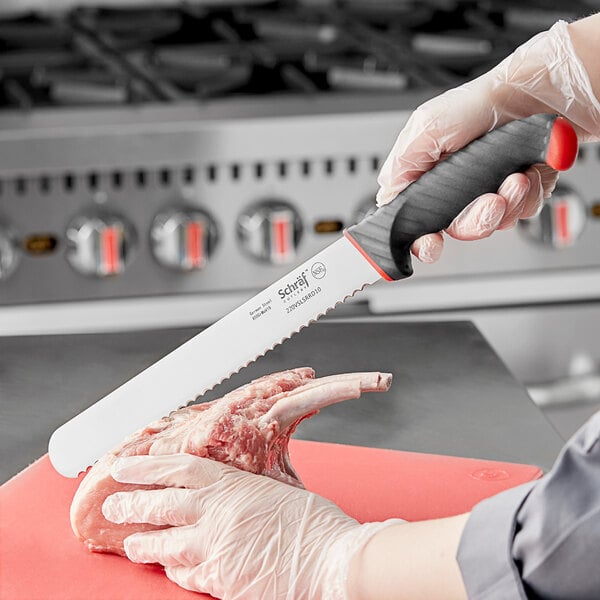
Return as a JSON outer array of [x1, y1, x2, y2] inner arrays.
[[237, 200, 302, 264], [150, 206, 218, 271], [0, 223, 19, 281], [65, 211, 136, 277], [519, 185, 587, 249]]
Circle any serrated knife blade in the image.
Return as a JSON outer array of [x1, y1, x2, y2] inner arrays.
[[49, 237, 381, 477], [48, 114, 578, 477]]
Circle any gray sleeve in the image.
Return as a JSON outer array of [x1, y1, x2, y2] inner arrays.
[[457, 410, 600, 600], [512, 410, 600, 600], [456, 480, 535, 599]]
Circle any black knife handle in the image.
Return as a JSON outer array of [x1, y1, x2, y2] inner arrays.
[[345, 113, 578, 281]]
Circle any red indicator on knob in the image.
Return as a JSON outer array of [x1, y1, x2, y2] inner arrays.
[[101, 225, 122, 275], [553, 200, 571, 247], [185, 221, 205, 269], [270, 212, 293, 264]]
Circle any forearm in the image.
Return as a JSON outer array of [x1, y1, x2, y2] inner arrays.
[[568, 13, 600, 100], [347, 513, 470, 600]]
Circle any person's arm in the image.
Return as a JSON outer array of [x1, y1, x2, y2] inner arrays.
[[568, 13, 600, 99], [348, 514, 469, 600], [387, 16, 600, 264]]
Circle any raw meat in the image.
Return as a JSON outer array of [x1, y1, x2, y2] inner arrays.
[[70, 367, 392, 555]]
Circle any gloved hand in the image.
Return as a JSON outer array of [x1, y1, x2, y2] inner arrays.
[[378, 20, 600, 263], [102, 454, 402, 600]]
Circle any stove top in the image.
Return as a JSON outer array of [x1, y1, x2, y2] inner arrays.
[[1, 0, 598, 337], [0, 0, 588, 111]]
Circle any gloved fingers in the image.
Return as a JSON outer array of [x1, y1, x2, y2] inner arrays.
[[103, 488, 208, 526], [537, 164, 559, 200], [380, 167, 550, 258], [408, 173, 527, 260], [496, 172, 531, 230], [445, 194, 506, 241], [387, 170, 534, 256], [521, 164, 558, 208], [124, 524, 205, 567], [514, 164, 559, 224], [520, 167, 545, 219], [111, 453, 235, 489], [410, 233, 444, 263]]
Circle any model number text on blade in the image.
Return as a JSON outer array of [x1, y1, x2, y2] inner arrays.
[[284, 286, 322, 314]]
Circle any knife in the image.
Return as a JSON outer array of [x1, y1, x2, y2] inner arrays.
[[49, 113, 578, 477]]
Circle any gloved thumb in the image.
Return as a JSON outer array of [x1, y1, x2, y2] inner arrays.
[[111, 453, 233, 488], [375, 82, 499, 206]]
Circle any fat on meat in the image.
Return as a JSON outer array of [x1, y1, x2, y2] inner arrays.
[[70, 367, 392, 555]]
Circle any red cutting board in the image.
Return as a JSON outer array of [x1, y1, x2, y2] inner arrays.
[[0, 440, 542, 600]]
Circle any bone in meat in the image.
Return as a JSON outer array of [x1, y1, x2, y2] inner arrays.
[[70, 367, 392, 555]]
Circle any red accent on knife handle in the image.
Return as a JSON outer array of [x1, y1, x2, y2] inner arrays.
[[545, 117, 578, 171], [344, 231, 394, 281], [345, 114, 578, 281]]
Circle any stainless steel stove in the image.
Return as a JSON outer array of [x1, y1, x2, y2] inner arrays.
[[1, 0, 600, 400]]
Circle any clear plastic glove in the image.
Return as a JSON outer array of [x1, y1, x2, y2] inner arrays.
[[377, 20, 600, 263], [102, 454, 402, 600]]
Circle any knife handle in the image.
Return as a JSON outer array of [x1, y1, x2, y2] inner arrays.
[[345, 113, 578, 281]]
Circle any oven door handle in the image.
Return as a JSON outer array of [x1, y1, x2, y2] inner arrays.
[[528, 372, 600, 407]]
